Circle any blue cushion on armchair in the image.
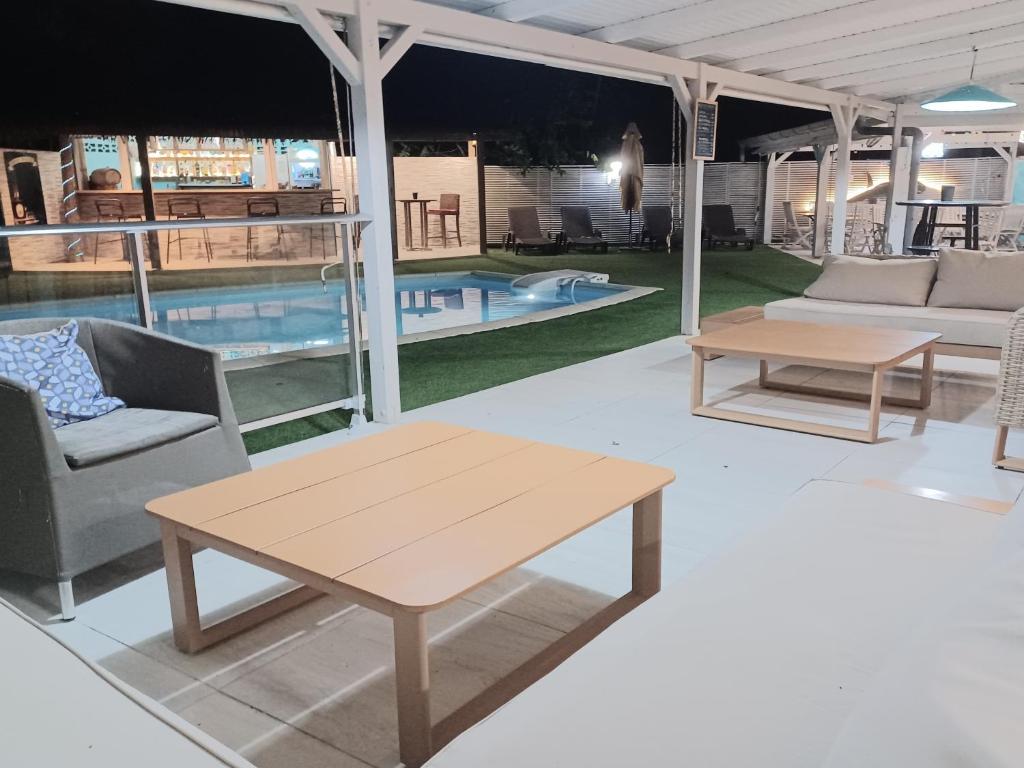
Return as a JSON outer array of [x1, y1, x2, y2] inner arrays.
[[0, 320, 125, 429]]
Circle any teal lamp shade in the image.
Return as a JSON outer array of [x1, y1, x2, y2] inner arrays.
[[921, 83, 1017, 112]]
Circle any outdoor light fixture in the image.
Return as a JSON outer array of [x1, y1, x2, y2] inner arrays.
[[606, 160, 622, 186], [921, 47, 1017, 112], [922, 142, 946, 159]]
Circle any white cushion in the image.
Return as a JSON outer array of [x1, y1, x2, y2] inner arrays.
[[824, 551, 1024, 768], [804, 255, 937, 307], [765, 297, 1010, 347], [928, 248, 1024, 311], [426, 481, 999, 768]]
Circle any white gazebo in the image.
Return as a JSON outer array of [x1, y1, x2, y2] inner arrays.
[[162, 0, 1024, 423]]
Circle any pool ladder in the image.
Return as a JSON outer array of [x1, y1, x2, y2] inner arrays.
[[321, 261, 343, 292]]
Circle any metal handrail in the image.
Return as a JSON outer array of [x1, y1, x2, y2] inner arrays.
[[0, 212, 371, 238]]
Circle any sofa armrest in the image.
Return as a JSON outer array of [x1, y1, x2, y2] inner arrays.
[[90, 320, 238, 426]]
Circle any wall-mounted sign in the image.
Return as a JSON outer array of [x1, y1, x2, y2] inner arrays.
[[4, 151, 47, 225], [692, 99, 718, 161]]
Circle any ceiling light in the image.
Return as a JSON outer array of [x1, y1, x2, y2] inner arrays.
[[921, 47, 1017, 112]]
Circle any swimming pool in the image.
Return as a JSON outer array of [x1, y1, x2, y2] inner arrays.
[[0, 271, 644, 360]]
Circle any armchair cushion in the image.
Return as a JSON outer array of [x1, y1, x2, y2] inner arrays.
[[0, 320, 124, 429], [55, 407, 218, 468]]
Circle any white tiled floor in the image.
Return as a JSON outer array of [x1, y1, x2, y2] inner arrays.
[[3, 336, 1021, 768]]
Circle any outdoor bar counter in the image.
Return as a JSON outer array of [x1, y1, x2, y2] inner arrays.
[[76, 189, 344, 220]]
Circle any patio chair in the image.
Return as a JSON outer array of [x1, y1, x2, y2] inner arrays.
[[994, 307, 1024, 471], [639, 205, 672, 250], [703, 204, 754, 250], [0, 318, 250, 620], [783, 201, 812, 249], [559, 206, 608, 252], [506, 206, 557, 254]]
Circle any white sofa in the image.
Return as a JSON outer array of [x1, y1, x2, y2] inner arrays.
[[1, 598, 255, 768], [427, 480, 1023, 767], [763, 249, 1024, 356]]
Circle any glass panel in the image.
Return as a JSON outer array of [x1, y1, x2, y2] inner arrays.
[[140, 220, 360, 427]]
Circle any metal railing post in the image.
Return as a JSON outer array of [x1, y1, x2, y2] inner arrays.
[[340, 223, 367, 426], [127, 231, 153, 329]]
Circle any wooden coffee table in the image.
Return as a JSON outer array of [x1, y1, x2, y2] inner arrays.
[[146, 421, 673, 767], [687, 319, 940, 443]]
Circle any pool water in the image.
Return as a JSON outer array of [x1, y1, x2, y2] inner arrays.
[[0, 272, 628, 359]]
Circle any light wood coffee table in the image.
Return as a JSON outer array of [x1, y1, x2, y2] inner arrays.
[[687, 319, 941, 443], [146, 421, 673, 767]]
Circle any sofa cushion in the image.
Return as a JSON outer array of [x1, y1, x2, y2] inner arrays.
[[804, 255, 937, 307], [764, 297, 1010, 347], [55, 407, 218, 468], [0, 319, 124, 428], [928, 248, 1024, 311], [824, 551, 1024, 768]]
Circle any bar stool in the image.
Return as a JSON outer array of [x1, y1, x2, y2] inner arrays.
[[166, 198, 213, 262], [91, 198, 138, 263], [309, 194, 348, 259], [246, 197, 285, 261], [427, 193, 462, 247]]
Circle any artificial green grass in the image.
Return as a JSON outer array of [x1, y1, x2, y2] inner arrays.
[[240, 246, 821, 453]]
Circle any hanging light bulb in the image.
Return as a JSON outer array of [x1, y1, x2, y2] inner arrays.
[[921, 46, 1016, 112]]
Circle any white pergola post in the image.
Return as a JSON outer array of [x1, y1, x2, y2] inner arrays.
[[829, 104, 858, 256], [263, 139, 279, 191], [883, 103, 905, 241], [673, 74, 707, 336], [287, 0, 418, 424], [762, 150, 791, 244], [811, 143, 831, 259], [887, 144, 912, 254]]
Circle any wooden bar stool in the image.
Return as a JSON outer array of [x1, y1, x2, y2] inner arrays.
[[166, 198, 213, 262], [427, 193, 462, 247], [91, 198, 139, 263], [310, 194, 348, 259], [246, 197, 285, 261]]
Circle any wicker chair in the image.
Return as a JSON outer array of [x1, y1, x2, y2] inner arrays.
[[993, 307, 1024, 470]]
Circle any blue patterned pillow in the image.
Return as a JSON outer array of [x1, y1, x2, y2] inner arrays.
[[0, 320, 125, 429]]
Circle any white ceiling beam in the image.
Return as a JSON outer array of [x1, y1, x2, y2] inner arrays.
[[658, 0, 967, 60], [379, 22, 423, 74], [855, 57, 1024, 98], [580, 0, 721, 44], [476, 0, 584, 22], [900, 110, 1024, 130], [724, 0, 1019, 74], [284, 0, 362, 85], [775, 21, 1024, 85], [816, 40, 1024, 91], [154, 0, 893, 112]]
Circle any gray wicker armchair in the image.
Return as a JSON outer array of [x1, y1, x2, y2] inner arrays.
[[0, 318, 250, 619], [994, 307, 1024, 470]]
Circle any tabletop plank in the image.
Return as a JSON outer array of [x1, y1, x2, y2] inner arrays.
[[261, 442, 605, 580], [336, 458, 675, 611], [147, 421, 470, 526], [196, 431, 532, 549], [688, 319, 939, 366]]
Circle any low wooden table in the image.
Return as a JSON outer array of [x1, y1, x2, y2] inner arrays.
[[146, 421, 673, 768], [687, 319, 940, 443]]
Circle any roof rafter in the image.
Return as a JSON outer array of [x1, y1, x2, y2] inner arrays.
[[658, 0, 991, 62], [776, 21, 1024, 84], [476, 0, 583, 22]]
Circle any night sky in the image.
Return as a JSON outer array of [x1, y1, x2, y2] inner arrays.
[[0, 0, 821, 161]]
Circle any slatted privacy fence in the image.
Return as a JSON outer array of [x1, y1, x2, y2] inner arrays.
[[484, 163, 765, 246]]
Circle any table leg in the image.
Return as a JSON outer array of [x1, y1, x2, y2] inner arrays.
[[867, 367, 885, 442], [758, 359, 768, 387], [919, 348, 934, 409], [160, 521, 203, 653], [403, 202, 414, 250], [691, 349, 705, 412], [632, 491, 662, 598], [969, 205, 979, 250], [394, 611, 432, 768], [419, 203, 431, 250]]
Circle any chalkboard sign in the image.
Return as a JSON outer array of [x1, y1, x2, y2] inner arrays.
[[692, 99, 718, 161]]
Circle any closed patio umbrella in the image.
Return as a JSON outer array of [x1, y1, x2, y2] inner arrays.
[[620, 122, 644, 245]]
